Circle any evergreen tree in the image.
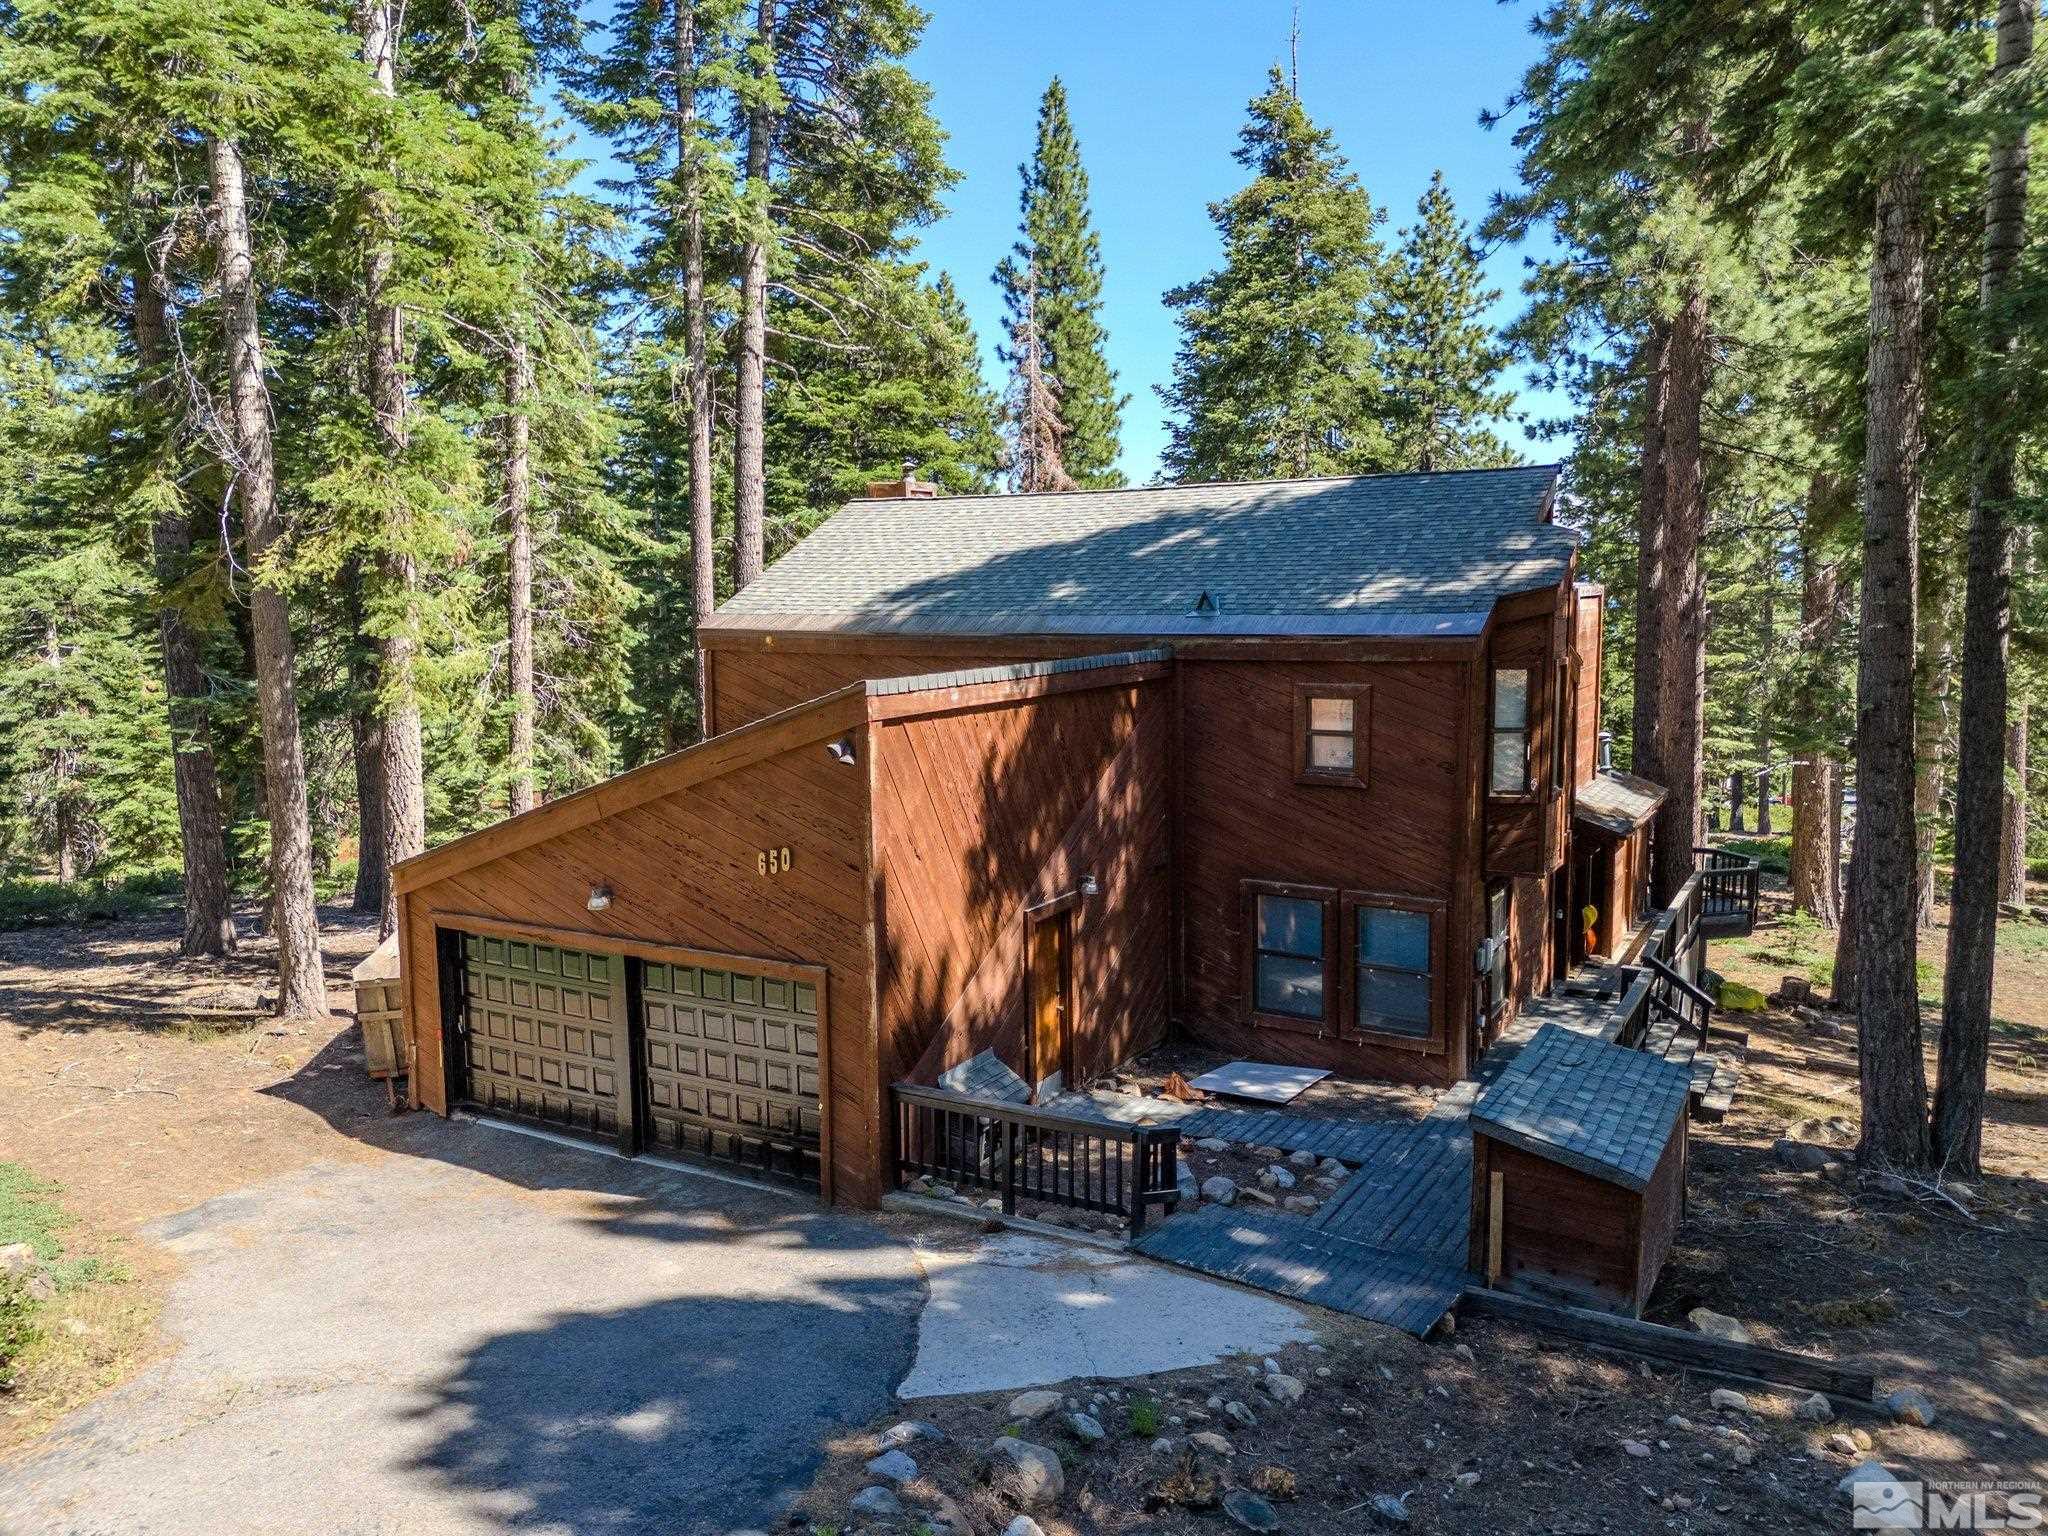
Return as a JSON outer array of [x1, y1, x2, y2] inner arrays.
[[1382, 171, 1516, 471], [1161, 69, 1393, 483], [994, 78, 1125, 487]]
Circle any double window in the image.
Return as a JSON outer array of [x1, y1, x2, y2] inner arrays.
[[1490, 667, 1531, 795], [1244, 882, 1443, 1047], [1294, 684, 1371, 789]]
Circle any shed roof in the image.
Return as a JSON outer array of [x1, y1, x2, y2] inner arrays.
[[1574, 769, 1668, 839], [701, 466, 1572, 640], [1470, 1024, 1691, 1191]]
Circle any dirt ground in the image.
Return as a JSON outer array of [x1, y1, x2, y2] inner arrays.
[[804, 906, 2048, 1535], [0, 902, 388, 1445]]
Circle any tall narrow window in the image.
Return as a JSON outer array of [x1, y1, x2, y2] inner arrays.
[[1294, 684, 1370, 788], [1355, 905, 1433, 1038], [1484, 883, 1511, 1018], [1246, 886, 1333, 1024], [1491, 667, 1530, 794]]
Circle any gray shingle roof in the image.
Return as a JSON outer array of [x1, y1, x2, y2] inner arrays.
[[1575, 769, 1668, 838], [702, 466, 1571, 639], [1470, 1024, 1691, 1190]]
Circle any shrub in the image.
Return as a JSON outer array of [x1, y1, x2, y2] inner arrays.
[[1128, 1396, 1160, 1437]]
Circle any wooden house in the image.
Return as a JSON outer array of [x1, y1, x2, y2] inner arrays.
[[395, 466, 1670, 1208]]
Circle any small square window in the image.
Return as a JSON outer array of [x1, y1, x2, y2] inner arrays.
[[1295, 685, 1370, 788]]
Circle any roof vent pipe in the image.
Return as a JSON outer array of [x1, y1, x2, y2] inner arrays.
[[1598, 730, 1614, 773]]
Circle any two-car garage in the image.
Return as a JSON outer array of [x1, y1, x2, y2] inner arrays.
[[447, 931, 824, 1187]]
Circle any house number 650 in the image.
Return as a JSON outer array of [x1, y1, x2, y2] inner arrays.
[[758, 846, 793, 876]]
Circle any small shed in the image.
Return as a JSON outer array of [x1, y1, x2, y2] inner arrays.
[[1468, 1024, 1691, 1315]]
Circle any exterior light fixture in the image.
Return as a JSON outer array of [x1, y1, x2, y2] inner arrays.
[[1080, 873, 1101, 897], [586, 884, 612, 912], [827, 736, 857, 765]]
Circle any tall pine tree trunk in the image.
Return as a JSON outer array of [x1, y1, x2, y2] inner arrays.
[[133, 252, 236, 957], [1854, 159, 1930, 1168], [1790, 470, 1848, 928], [2001, 700, 2029, 906], [360, 0, 425, 937], [1912, 583, 1952, 928], [732, 0, 775, 592], [677, 0, 718, 738], [208, 133, 327, 1019], [1631, 324, 1670, 801], [1934, 0, 2034, 1172], [351, 694, 386, 911], [1756, 565, 1775, 837], [504, 334, 535, 815], [1650, 280, 1708, 906]]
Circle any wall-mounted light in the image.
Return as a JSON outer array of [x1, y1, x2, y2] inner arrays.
[[586, 884, 613, 912], [1079, 873, 1101, 898], [827, 735, 857, 765]]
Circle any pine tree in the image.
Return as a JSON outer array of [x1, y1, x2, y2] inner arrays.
[[1003, 266, 1076, 494], [1383, 172, 1515, 471], [994, 79, 1125, 487], [1161, 69, 1394, 482]]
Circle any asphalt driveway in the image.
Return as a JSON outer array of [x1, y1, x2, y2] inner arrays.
[[6, 1118, 927, 1536]]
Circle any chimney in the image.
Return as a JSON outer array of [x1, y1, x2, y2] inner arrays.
[[864, 457, 938, 500]]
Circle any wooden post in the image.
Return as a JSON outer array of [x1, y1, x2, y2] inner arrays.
[[1487, 1170, 1505, 1286]]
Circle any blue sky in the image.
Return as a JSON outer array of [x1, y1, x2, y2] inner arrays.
[[900, 0, 1568, 483]]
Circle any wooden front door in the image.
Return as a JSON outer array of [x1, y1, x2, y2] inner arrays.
[[1030, 913, 1071, 1097]]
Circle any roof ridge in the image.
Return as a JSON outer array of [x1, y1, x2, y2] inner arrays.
[[848, 463, 1563, 505]]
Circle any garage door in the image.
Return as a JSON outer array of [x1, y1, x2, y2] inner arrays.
[[640, 962, 821, 1185], [456, 934, 624, 1138]]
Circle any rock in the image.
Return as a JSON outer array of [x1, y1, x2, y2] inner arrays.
[[1003, 1518, 1045, 1536], [1688, 1307, 1752, 1345], [1222, 1489, 1282, 1532], [1709, 1388, 1753, 1413], [1007, 1389, 1061, 1422], [849, 1486, 902, 1517], [1262, 1357, 1281, 1373], [1453, 1343, 1475, 1365], [1622, 1440, 1652, 1458], [1454, 1470, 1481, 1489], [1368, 1491, 1411, 1524], [1875, 1173, 1910, 1196], [1151, 1437, 1174, 1454], [1850, 1427, 1874, 1450], [1319, 1157, 1347, 1175], [1262, 1374, 1305, 1406], [865, 1449, 918, 1483], [1261, 1165, 1297, 1191], [1201, 1176, 1239, 1206], [1826, 1433, 1861, 1457], [1285, 1149, 1319, 1170], [1431, 1312, 1456, 1338], [1773, 1139, 1838, 1173], [1190, 1432, 1236, 1456], [1065, 1412, 1105, 1444], [23, 1271, 55, 1302], [986, 1437, 1064, 1507], [1252, 1146, 1284, 1161], [1665, 1415, 1692, 1431], [1195, 1137, 1231, 1152], [1224, 1400, 1258, 1427], [0, 1243, 38, 1279], [1838, 1459, 1908, 1505], [1281, 1196, 1320, 1214], [1796, 1393, 1835, 1423], [878, 1420, 945, 1450], [1176, 1174, 1201, 1204], [1731, 1444, 1756, 1467], [1882, 1387, 1937, 1427]]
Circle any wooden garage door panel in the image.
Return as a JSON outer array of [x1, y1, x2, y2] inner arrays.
[[459, 933, 621, 1138], [641, 962, 820, 1184]]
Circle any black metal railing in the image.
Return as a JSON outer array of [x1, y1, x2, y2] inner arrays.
[[1644, 952, 1714, 1049], [891, 1083, 1183, 1235], [1693, 846, 1761, 935]]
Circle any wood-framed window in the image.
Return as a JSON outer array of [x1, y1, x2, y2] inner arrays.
[[1242, 880, 1338, 1031], [1345, 891, 1446, 1047], [1293, 684, 1371, 789], [1490, 667, 1532, 796]]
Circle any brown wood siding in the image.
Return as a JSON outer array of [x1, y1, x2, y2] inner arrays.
[[711, 637, 1101, 731], [871, 677, 1172, 1098], [399, 726, 881, 1205], [1177, 656, 1467, 1086], [1484, 601, 1569, 878], [1573, 587, 1605, 787], [1635, 1117, 1687, 1309], [1481, 1135, 1643, 1312]]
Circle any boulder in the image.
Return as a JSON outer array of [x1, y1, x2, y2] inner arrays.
[[1838, 1460, 1916, 1518], [1065, 1412, 1105, 1444], [864, 1449, 918, 1484], [1222, 1489, 1282, 1532], [1773, 1139, 1838, 1173], [23, 1271, 55, 1303], [1261, 1166, 1297, 1191], [849, 1486, 902, 1517], [1796, 1393, 1835, 1423], [1688, 1308, 1752, 1345], [1709, 1388, 1753, 1414], [1224, 1400, 1258, 1428], [1003, 1517, 1045, 1536], [1281, 1196, 1320, 1214], [878, 1420, 945, 1450], [1825, 1433, 1861, 1457], [986, 1437, 1064, 1507], [1261, 1374, 1305, 1406], [1201, 1176, 1239, 1206], [1882, 1387, 1937, 1427], [1006, 1390, 1061, 1422], [0, 1243, 38, 1280], [1285, 1149, 1319, 1170], [1190, 1431, 1235, 1456]]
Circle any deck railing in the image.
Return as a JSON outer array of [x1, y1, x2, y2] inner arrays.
[[1693, 846, 1761, 936], [891, 1082, 1183, 1235]]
